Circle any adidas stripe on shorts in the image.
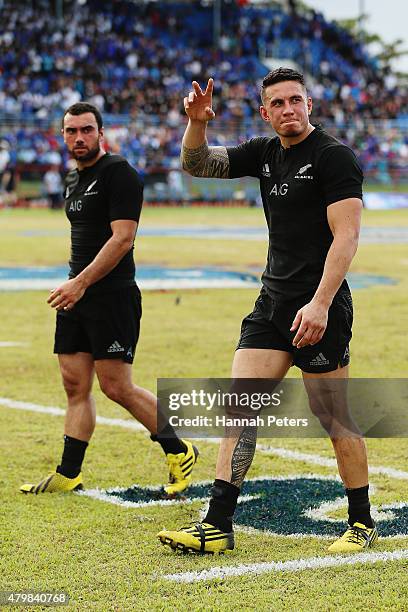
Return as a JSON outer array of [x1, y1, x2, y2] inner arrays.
[[54, 286, 141, 364], [237, 286, 352, 373]]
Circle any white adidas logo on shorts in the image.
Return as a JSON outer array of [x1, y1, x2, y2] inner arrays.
[[107, 340, 124, 353], [309, 352, 330, 366]]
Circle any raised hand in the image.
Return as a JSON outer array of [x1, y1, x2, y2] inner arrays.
[[183, 78, 215, 122]]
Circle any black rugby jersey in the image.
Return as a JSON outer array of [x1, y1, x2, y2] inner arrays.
[[64, 153, 143, 293], [227, 126, 363, 298]]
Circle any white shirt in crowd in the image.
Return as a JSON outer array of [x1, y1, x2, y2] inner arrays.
[[43, 169, 62, 195]]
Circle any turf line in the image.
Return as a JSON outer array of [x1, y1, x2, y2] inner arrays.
[[258, 444, 408, 480], [2, 396, 408, 480], [161, 549, 408, 583], [0, 396, 144, 431]]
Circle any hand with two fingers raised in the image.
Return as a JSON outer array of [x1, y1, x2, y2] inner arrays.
[[184, 78, 215, 122]]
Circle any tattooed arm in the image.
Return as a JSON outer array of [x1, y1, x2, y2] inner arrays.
[[181, 141, 230, 178], [181, 78, 230, 179]]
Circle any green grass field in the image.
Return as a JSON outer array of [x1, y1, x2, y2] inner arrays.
[[1, 207, 408, 610]]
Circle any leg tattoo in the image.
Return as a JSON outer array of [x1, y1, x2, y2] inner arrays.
[[230, 426, 257, 487]]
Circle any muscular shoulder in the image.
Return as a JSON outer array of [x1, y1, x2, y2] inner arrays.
[[102, 157, 144, 188], [228, 136, 276, 160], [313, 129, 360, 169], [312, 129, 363, 203], [228, 136, 278, 179]]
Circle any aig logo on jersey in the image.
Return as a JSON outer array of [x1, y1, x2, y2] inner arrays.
[[270, 183, 288, 196], [69, 199, 82, 212]]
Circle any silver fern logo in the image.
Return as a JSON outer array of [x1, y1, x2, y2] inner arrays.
[[295, 163, 313, 179]]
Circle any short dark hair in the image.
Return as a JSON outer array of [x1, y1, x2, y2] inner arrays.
[[62, 102, 103, 130], [261, 67, 307, 102]]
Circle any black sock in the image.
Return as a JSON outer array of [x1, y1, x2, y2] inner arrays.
[[150, 423, 187, 455], [203, 479, 240, 533], [346, 484, 374, 528], [56, 435, 88, 478]]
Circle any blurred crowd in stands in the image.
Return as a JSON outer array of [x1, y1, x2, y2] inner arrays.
[[0, 0, 407, 199]]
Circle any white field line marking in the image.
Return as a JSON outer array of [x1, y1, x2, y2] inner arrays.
[[67, 474, 408, 540], [4, 395, 406, 540], [82, 473, 407, 538], [257, 444, 408, 480], [81, 474, 335, 510], [79, 488, 197, 508], [79, 489, 258, 510], [0, 397, 144, 431], [2, 396, 408, 480], [0, 279, 258, 291], [162, 549, 408, 583], [81, 474, 340, 509], [303, 484, 397, 524], [233, 525, 406, 542], [0, 341, 29, 347]]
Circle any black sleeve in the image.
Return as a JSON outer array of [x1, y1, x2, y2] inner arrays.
[[227, 137, 268, 179], [318, 145, 363, 206], [105, 162, 144, 222]]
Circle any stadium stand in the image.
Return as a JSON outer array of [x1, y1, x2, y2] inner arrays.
[[0, 0, 407, 202]]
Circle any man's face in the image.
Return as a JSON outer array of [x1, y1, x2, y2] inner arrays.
[[260, 80, 312, 139], [62, 112, 103, 162]]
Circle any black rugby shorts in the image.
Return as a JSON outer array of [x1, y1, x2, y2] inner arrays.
[[54, 286, 142, 363], [237, 287, 353, 373]]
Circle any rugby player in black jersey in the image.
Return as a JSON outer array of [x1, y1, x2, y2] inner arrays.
[[20, 102, 198, 496], [158, 68, 377, 554]]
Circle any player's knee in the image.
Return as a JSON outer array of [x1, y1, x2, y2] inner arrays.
[[307, 399, 334, 432], [61, 370, 91, 401], [308, 395, 359, 436], [308, 398, 328, 419], [99, 377, 125, 404]]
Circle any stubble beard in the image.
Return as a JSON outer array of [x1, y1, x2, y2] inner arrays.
[[71, 143, 101, 162]]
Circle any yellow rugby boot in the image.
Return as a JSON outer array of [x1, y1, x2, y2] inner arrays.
[[328, 522, 378, 553], [158, 522, 234, 554], [20, 471, 83, 494], [164, 440, 199, 495]]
